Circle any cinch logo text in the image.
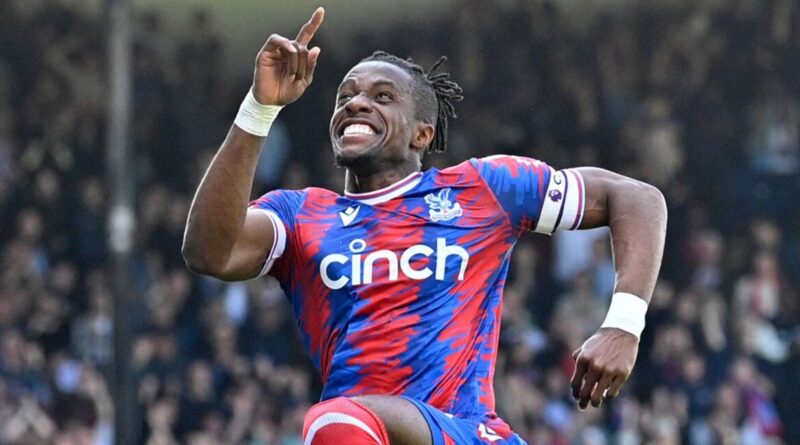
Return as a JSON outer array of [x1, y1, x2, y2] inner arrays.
[[320, 238, 469, 290]]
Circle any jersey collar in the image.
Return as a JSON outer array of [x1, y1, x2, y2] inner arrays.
[[344, 171, 422, 205]]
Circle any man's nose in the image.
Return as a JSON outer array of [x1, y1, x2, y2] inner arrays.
[[345, 93, 372, 113]]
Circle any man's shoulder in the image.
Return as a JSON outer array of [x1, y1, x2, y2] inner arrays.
[[434, 158, 483, 180], [434, 155, 548, 184], [251, 187, 338, 214], [301, 186, 340, 199], [261, 186, 338, 201], [473, 154, 548, 170]]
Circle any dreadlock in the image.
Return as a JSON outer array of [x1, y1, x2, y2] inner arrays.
[[360, 51, 464, 154]]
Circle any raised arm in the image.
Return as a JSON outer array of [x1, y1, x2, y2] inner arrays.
[[182, 8, 324, 281], [568, 167, 667, 409]]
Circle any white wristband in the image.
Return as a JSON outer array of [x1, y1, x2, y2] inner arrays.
[[600, 292, 648, 340], [234, 89, 282, 137]]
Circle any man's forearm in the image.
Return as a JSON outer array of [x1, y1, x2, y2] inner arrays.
[[570, 168, 666, 407], [607, 179, 667, 303], [182, 126, 263, 274]]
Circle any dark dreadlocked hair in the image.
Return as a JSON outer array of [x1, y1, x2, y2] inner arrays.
[[360, 51, 463, 154]]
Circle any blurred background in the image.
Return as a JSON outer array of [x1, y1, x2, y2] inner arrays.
[[1, 0, 799, 444]]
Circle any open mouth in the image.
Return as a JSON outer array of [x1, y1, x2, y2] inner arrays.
[[337, 119, 380, 146], [336, 119, 381, 141], [341, 123, 376, 137]]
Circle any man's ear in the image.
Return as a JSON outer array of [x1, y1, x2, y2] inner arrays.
[[410, 121, 435, 152]]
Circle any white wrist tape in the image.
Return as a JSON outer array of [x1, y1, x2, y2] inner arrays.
[[601, 292, 648, 340], [234, 89, 282, 137]]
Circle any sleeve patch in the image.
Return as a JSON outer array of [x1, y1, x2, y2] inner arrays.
[[534, 168, 585, 234]]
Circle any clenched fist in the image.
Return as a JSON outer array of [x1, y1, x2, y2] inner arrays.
[[571, 327, 639, 410]]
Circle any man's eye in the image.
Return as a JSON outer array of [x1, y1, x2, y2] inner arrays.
[[337, 94, 352, 104], [376, 92, 393, 101]]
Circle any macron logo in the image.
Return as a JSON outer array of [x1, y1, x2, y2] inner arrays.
[[339, 206, 360, 227], [478, 423, 503, 442]]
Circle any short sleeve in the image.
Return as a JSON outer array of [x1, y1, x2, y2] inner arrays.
[[470, 155, 586, 235], [248, 189, 304, 277]]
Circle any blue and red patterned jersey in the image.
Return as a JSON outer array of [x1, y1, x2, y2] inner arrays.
[[249, 155, 586, 425]]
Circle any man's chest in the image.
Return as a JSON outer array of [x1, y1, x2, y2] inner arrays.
[[290, 187, 511, 291]]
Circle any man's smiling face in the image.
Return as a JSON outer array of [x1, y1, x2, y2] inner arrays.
[[330, 61, 422, 171]]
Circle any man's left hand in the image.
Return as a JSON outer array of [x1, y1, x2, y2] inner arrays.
[[570, 327, 639, 409]]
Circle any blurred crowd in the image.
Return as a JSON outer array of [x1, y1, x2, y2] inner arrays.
[[1, 0, 799, 444]]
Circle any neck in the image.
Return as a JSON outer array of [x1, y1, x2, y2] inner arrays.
[[344, 160, 420, 194]]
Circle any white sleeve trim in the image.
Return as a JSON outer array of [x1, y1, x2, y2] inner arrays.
[[249, 209, 287, 276], [534, 168, 586, 234]]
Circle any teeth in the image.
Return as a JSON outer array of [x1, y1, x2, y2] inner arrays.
[[343, 124, 375, 136]]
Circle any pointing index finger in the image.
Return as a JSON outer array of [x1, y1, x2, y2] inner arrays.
[[296, 7, 325, 46]]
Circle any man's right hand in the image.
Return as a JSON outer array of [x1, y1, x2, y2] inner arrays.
[[184, 10, 325, 281], [253, 7, 324, 106]]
